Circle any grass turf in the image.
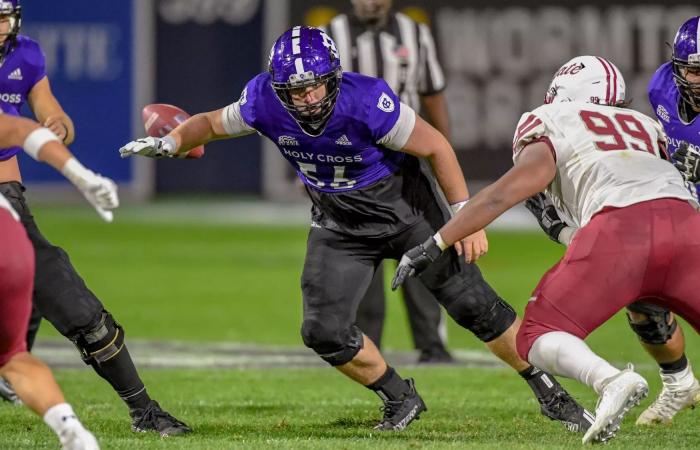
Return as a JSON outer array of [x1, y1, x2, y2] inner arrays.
[[2, 203, 698, 448]]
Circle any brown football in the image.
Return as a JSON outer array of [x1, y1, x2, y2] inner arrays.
[[141, 103, 205, 159]]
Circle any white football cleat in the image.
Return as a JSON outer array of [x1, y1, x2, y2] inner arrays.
[[582, 365, 648, 444], [636, 368, 700, 425], [59, 425, 100, 450]]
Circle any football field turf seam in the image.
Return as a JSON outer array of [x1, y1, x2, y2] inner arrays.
[[32, 338, 658, 371]]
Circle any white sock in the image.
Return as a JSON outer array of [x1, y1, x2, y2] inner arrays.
[[43, 403, 82, 436], [663, 363, 697, 389], [528, 331, 620, 395]]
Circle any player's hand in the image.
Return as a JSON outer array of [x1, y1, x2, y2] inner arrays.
[[43, 115, 68, 142], [74, 173, 119, 222], [524, 192, 567, 244], [391, 236, 443, 290], [672, 141, 700, 183], [119, 136, 175, 159], [456, 229, 488, 264]]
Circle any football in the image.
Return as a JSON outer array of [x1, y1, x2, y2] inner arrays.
[[141, 103, 205, 159]]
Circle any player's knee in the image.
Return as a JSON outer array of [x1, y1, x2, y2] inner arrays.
[[447, 296, 517, 342], [69, 311, 125, 366], [626, 303, 676, 345], [301, 320, 363, 366]]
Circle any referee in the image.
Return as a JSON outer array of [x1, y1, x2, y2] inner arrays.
[[325, 0, 453, 363]]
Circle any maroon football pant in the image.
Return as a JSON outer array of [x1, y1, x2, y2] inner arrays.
[[0, 209, 34, 367], [517, 198, 700, 361]]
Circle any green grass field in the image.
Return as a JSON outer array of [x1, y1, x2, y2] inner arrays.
[[2, 203, 699, 448]]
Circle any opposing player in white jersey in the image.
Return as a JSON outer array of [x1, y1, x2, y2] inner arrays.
[[392, 55, 700, 444]]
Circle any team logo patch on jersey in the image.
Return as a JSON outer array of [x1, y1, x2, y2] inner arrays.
[[656, 104, 670, 123], [377, 93, 395, 113], [7, 68, 21, 80], [239, 87, 248, 106], [335, 134, 352, 146], [278, 135, 299, 146]]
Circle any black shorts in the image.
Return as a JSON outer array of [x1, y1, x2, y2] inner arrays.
[[301, 157, 515, 342], [0, 182, 104, 336]]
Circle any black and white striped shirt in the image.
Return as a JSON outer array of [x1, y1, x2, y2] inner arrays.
[[324, 12, 446, 113]]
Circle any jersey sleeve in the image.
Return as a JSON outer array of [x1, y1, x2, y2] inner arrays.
[[512, 111, 554, 164], [377, 102, 416, 150], [221, 82, 256, 137], [235, 74, 267, 132], [367, 79, 403, 143], [25, 39, 47, 88]]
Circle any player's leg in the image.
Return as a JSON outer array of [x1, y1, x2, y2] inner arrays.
[[401, 275, 453, 364], [394, 214, 594, 432], [0, 181, 190, 436], [300, 226, 426, 430], [626, 302, 700, 425], [0, 211, 98, 449], [516, 206, 661, 443], [355, 262, 387, 348]]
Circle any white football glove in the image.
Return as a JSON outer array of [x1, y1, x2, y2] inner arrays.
[[61, 158, 119, 222], [119, 136, 176, 159]]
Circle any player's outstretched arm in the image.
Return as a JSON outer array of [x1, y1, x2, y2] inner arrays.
[[0, 115, 118, 222], [120, 107, 236, 159], [392, 140, 556, 289], [439, 141, 556, 245]]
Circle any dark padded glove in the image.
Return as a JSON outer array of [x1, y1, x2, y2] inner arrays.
[[524, 192, 567, 244], [672, 141, 700, 184], [391, 236, 442, 290]]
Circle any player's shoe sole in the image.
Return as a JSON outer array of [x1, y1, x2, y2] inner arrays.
[[582, 366, 648, 444]]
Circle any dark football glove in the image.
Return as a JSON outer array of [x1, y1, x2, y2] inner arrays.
[[672, 141, 700, 184], [391, 236, 443, 290], [524, 192, 567, 244]]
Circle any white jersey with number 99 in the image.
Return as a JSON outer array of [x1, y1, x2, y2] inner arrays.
[[512, 102, 697, 228]]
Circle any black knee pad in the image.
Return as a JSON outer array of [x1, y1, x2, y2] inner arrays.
[[626, 302, 676, 345], [301, 320, 364, 366], [69, 311, 125, 366], [448, 296, 517, 342]]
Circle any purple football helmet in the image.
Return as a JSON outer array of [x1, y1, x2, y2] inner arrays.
[[0, 0, 21, 64], [672, 16, 700, 109], [268, 26, 342, 134]]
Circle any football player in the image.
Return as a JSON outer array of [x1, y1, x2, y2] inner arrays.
[[393, 55, 700, 444], [0, 0, 190, 436], [120, 26, 594, 432], [524, 16, 700, 427], [0, 111, 114, 450]]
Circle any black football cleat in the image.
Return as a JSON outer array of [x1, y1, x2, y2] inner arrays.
[[539, 381, 595, 433], [0, 377, 21, 405], [374, 378, 427, 431], [130, 400, 191, 437]]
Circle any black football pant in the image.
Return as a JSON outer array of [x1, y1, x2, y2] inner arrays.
[[356, 260, 446, 351], [0, 181, 149, 408]]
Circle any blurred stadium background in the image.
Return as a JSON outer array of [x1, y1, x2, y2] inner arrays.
[[5, 0, 700, 448]]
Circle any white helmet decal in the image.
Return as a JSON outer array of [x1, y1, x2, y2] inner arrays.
[[545, 56, 626, 106]]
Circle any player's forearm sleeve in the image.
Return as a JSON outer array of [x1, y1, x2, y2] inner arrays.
[[221, 101, 256, 137], [378, 102, 416, 150]]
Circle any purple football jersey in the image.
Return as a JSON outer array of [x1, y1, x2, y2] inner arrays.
[[648, 62, 700, 154], [0, 35, 47, 160], [239, 71, 405, 193]]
